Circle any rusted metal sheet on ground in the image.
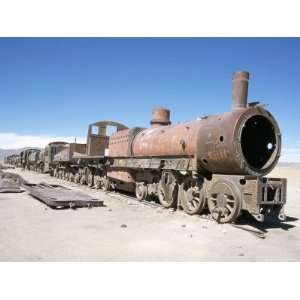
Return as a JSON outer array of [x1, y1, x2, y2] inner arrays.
[[0, 171, 24, 193], [24, 182, 104, 208]]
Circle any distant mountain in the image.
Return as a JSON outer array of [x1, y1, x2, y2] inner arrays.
[[0, 148, 27, 161]]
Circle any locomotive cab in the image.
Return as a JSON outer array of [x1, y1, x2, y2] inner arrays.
[[86, 121, 128, 157]]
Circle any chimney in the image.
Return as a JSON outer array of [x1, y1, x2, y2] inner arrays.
[[151, 107, 171, 126], [232, 70, 249, 110]]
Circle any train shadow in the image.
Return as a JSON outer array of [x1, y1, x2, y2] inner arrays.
[[235, 213, 298, 232]]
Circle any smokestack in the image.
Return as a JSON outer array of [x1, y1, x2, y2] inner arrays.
[[151, 107, 171, 126], [232, 70, 249, 110]]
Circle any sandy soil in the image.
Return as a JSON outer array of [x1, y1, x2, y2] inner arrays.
[[0, 166, 299, 261]]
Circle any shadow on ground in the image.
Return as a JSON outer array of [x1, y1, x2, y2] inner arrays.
[[236, 213, 298, 233]]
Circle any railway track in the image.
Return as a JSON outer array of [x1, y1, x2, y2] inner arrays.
[[104, 187, 267, 239], [17, 169, 267, 239]]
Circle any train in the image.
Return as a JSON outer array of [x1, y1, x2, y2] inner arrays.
[[5, 71, 287, 223]]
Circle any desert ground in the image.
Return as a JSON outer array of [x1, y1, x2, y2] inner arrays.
[[0, 164, 299, 261]]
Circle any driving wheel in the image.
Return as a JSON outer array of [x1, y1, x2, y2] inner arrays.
[[158, 171, 178, 208], [102, 176, 111, 191], [207, 178, 242, 223], [135, 182, 148, 201], [181, 177, 206, 215]]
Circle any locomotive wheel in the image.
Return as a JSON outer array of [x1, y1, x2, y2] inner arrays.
[[69, 173, 75, 182], [135, 182, 148, 201], [158, 171, 178, 208], [86, 168, 94, 187], [181, 177, 206, 215], [80, 175, 86, 185], [74, 173, 81, 184], [64, 172, 69, 181], [94, 176, 102, 189], [102, 177, 111, 191], [207, 178, 242, 223], [66, 172, 70, 181], [87, 174, 94, 187], [65, 172, 69, 181]]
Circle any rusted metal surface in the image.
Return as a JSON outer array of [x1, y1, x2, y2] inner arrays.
[[232, 71, 249, 110], [43, 141, 68, 173], [109, 127, 144, 157], [1, 70, 287, 224], [111, 157, 196, 171], [104, 70, 285, 223], [205, 174, 286, 222], [0, 171, 24, 193], [131, 71, 281, 177], [54, 143, 86, 162], [107, 169, 135, 183], [27, 149, 41, 170], [28, 149, 41, 163], [132, 121, 199, 157], [20, 148, 40, 169], [86, 121, 128, 156], [4, 154, 19, 166], [24, 182, 103, 208], [150, 107, 171, 126]]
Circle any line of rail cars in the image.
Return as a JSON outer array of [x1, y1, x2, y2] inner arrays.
[[5, 71, 287, 223]]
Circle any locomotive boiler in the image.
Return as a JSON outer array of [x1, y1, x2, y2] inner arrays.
[[108, 71, 286, 223]]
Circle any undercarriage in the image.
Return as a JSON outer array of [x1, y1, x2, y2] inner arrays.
[[50, 162, 287, 224]]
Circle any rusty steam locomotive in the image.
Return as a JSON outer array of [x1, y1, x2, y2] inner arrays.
[[5, 71, 287, 223]]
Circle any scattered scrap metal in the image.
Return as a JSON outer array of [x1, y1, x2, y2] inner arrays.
[[0, 169, 103, 209], [0, 163, 14, 170], [23, 182, 104, 209], [0, 170, 24, 193]]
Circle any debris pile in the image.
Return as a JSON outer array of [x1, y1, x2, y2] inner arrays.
[[0, 170, 24, 193]]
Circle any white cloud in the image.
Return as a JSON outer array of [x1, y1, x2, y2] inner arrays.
[[0, 132, 86, 149], [1, 132, 299, 163], [280, 148, 300, 163]]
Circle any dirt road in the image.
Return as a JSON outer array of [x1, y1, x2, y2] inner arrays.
[[0, 166, 299, 261]]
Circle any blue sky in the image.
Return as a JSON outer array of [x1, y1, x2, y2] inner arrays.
[[0, 38, 299, 161]]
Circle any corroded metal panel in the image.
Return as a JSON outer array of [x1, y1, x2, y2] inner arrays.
[[107, 169, 135, 183], [0, 171, 24, 193], [86, 120, 128, 156], [24, 183, 103, 208], [54, 143, 86, 162]]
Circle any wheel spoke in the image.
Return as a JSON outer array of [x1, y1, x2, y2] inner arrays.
[[226, 199, 235, 204], [208, 180, 241, 223], [226, 204, 233, 213], [189, 200, 195, 208], [193, 196, 200, 202], [224, 194, 235, 203], [210, 197, 217, 203]]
